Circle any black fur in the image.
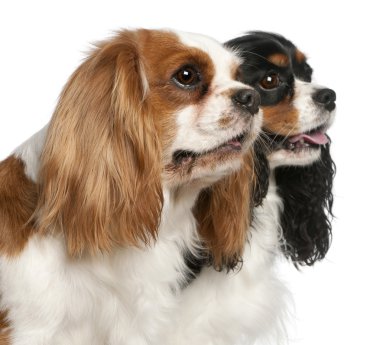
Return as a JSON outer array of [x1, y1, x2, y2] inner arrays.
[[183, 249, 211, 285], [226, 31, 336, 266], [226, 33, 296, 106], [252, 140, 270, 210], [227, 31, 313, 83], [246, 31, 313, 82], [276, 143, 335, 266]]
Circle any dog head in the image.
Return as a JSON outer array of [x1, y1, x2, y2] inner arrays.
[[27, 29, 262, 267], [226, 31, 336, 265]]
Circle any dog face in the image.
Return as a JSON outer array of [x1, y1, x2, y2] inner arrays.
[[226, 31, 336, 168], [158, 31, 262, 187], [226, 32, 336, 266]]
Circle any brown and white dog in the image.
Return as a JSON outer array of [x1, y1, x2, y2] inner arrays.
[[0, 29, 263, 344]]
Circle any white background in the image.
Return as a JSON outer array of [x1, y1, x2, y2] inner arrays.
[[0, 1, 379, 344]]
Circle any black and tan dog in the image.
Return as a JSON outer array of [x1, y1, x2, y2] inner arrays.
[[227, 31, 336, 265]]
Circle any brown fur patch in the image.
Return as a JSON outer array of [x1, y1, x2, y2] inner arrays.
[[136, 30, 216, 151], [295, 49, 306, 63], [0, 156, 38, 257], [263, 99, 300, 135], [194, 150, 254, 269], [35, 29, 219, 257], [268, 53, 289, 67], [218, 114, 235, 128], [138, 30, 215, 95], [37, 31, 163, 256], [0, 310, 10, 344]]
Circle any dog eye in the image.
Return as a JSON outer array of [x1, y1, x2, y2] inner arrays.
[[260, 74, 280, 89], [172, 66, 201, 88]]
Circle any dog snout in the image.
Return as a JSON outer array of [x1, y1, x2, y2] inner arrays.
[[312, 88, 336, 111], [232, 88, 261, 116]]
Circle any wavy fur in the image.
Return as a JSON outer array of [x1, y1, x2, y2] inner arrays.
[[35, 33, 163, 257], [276, 143, 335, 265]]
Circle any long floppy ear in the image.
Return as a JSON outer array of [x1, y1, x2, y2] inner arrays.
[[194, 148, 265, 271], [36, 31, 163, 257], [276, 143, 335, 266], [0, 157, 38, 256]]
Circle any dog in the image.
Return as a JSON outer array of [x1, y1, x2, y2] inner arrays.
[[168, 31, 336, 345], [0, 29, 264, 344]]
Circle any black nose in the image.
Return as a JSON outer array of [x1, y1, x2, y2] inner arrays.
[[312, 88, 336, 111], [232, 89, 260, 115]]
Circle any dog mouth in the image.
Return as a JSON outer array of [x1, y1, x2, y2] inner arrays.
[[285, 128, 329, 151], [173, 132, 248, 166], [268, 126, 330, 153]]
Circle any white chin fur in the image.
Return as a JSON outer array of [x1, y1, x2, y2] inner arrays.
[[269, 146, 321, 169]]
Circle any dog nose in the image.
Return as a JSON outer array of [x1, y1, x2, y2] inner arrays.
[[232, 89, 260, 115], [312, 88, 336, 111]]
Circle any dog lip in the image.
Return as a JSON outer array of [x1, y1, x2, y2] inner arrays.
[[265, 125, 331, 153], [172, 132, 248, 165]]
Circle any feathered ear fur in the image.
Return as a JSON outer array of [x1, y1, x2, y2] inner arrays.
[[0, 157, 38, 256], [194, 148, 267, 271], [35, 31, 163, 256], [251, 140, 270, 209], [276, 143, 335, 266]]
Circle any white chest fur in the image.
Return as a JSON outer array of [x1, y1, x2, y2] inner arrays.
[[0, 189, 198, 345], [166, 181, 288, 345]]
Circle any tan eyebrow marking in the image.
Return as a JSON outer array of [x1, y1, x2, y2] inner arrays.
[[268, 53, 290, 67], [295, 49, 306, 63]]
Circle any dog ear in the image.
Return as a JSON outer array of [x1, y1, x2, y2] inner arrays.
[[276, 143, 335, 266], [0, 157, 38, 256], [194, 149, 260, 271], [36, 31, 163, 257], [251, 140, 270, 208]]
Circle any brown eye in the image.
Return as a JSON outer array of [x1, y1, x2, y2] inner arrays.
[[173, 66, 201, 88], [260, 73, 280, 89]]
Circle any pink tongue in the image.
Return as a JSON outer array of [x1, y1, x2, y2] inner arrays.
[[227, 139, 242, 148], [288, 131, 329, 145]]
